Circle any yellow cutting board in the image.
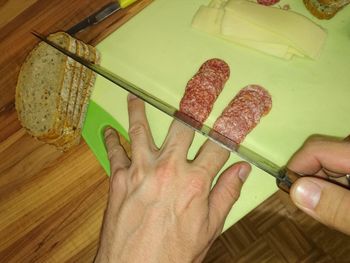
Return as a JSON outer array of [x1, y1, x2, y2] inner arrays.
[[83, 0, 350, 230]]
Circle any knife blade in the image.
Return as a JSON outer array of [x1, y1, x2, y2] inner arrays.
[[33, 31, 302, 192], [67, 0, 137, 35]]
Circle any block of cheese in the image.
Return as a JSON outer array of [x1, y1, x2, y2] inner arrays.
[[192, 0, 327, 59], [192, 5, 225, 35]]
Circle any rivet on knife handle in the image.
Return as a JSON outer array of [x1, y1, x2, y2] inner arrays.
[[276, 167, 302, 193]]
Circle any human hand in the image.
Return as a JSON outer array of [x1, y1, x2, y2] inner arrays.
[[288, 135, 350, 235], [94, 94, 251, 263]]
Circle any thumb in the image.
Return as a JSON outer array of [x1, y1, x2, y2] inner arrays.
[[290, 177, 350, 235]]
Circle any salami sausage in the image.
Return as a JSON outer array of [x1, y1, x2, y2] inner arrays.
[[180, 59, 230, 123], [213, 85, 272, 144], [257, 0, 280, 6]]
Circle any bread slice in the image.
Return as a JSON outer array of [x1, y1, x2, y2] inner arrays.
[[71, 41, 91, 132], [58, 44, 99, 151], [51, 41, 99, 150], [38, 35, 77, 141], [43, 39, 83, 145], [303, 0, 350, 19], [48, 41, 88, 148], [64, 40, 85, 134], [16, 32, 71, 137], [16, 32, 100, 151], [318, 0, 349, 6], [76, 45, 101, 136]]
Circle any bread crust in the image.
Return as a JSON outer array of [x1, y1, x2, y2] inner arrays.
[[37, 33, 77, 140], [43, 38, 83, 145], [15, 31, 99, 151], [57, 43, 99, 151], [16, 32, 70, 137], [303, 0, 349, 19]]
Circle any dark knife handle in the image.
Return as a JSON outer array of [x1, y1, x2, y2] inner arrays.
[[66, 2, 120, 36], [276, 167, 302, 193], [277, 167, 350, 193], [67, 17, 97, 36]]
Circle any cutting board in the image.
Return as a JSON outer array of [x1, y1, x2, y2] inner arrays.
[[82, 0, 350, 230]]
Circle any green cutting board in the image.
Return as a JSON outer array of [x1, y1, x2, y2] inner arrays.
[[82, 0, 350, 230]]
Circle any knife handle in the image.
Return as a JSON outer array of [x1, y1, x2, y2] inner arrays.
[[276, 167, 302, 193], [119, 0, 138, 8], [277, 167, 350, 193]]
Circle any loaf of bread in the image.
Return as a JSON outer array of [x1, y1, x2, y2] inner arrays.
[[303, 0, 350, 19], [15, 31, 99, 151]]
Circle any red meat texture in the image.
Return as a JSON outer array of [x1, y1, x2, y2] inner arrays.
[[213, 85, 272, 144], [179, 58, 230, 123], [257, 0, 280, 6]]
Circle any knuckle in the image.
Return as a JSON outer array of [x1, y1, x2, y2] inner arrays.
[[110, 169, 127, 194], [108, 145, 124, 157], [223, 186, 240, 203], [129, 165, 145, 185], [188, 175, 208, 195], [129, 122, 147, 138], [161, 142, 178, 156], [154, 161, 177, 184], [193, 164, 211, 178]]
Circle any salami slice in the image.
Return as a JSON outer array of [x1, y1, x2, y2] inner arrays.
[[257, 0, 280, 6], [180, 58, 230, 123], [213, 85, 272, 144]]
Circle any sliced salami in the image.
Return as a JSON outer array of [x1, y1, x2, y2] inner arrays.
[[257, 0, 280, 6], [199, 58, 230, 82], [180, 58, 230, 123], [213, 85, 272, 144]]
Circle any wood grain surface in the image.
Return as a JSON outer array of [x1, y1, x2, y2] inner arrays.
[[0, 1, 350, 262]]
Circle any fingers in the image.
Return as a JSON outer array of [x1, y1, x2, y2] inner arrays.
[[290, 177, 350, 235], [208, 162, 251, 228], [193, 140, 230, 179], [104, 127, 130, 176], [287, 136, 350, 176], [160, 120, 195, 158], [127, 94, 157, 159]]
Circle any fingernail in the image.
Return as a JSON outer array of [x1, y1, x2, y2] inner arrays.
[[238, 165, 250, 182], [294, 180, 321, 210], [128, 93, 138, 101]]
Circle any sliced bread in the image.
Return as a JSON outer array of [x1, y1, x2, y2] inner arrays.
[[58, 43, 99, 150], [16, 32, 70, 137], [16, 32, 99, 151], [38, 35, 77, 140]]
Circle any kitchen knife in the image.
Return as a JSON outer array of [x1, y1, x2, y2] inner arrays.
[[67, 0, 137, 35], [32, 31, 349, 193]]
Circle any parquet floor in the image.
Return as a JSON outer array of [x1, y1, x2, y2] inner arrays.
[[205, 191, 350, 262]]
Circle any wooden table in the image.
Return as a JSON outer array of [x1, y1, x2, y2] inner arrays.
[[0, 1, 150, 261]]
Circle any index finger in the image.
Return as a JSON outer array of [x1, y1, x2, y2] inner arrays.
[[287, 135, 350, 176], [104, 127, 130, 176]]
